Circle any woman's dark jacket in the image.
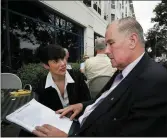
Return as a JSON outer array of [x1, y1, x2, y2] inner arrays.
[[19, 69, 91, 137]]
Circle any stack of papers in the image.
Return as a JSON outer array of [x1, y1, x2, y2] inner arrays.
[[6, 99, 73, 134]]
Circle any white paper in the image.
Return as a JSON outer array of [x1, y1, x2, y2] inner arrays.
[[6, 99, 73, 134]]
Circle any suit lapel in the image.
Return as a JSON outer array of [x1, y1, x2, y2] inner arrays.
[[79, 53, 150, 133]]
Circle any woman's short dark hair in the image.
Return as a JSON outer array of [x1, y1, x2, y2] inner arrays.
[[37, 44, 66, 65]]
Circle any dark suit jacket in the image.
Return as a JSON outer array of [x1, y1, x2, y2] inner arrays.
[[72, 54, 167, 137], [19, 69, 91, 137]]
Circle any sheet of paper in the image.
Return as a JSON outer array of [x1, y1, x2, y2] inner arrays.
[[6, 99, 73, 133]]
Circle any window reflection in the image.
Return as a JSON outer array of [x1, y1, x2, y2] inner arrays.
[[8, 12, 55, 70], [1, 9, 9, 72], [2, 0, 84, 72], [66, 21, 73, 32], [59, 18, 66, 29], [8, 1, 55, 26]]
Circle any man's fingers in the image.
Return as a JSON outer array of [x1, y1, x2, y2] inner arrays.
[[56, 108, 64, 114], [32, 130, 47, 137], [43, 124, 55, 130], [60, 108, 73, 118], [70, 111, 79, 120], [35, 126, 49, 134]]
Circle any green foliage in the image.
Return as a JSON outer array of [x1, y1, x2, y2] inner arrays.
[[17, 62, 80, 90], [69, 62, 80, 71], [145, 25, 167, 58], [17, 63, 48, 90], [151, 0, 167, 26], [145, 1, 167, 58]]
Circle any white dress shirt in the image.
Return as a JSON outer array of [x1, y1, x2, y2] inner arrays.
[[45, 71, 74, 107], [66, 64, 72, 70], [79, 52, 145, 125]]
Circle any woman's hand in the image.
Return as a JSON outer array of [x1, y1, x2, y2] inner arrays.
[[56, 103, 83, 120]]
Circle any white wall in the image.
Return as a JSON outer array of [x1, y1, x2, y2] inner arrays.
[[41, 1, 108, 57]]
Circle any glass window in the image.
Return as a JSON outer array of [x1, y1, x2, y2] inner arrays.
[[55, 30, 83, 62], [59, 18, 66, 30], [2, 0, 7, 8], [66, 21, 73, 32], [111, 1, 115, 9], [111, 14, 115, 21], [8, 1, 55, 25], [122, 0, 124, 9], [1, 9, 10, 72], [72, 24, 83, 36], [120, 3, 121, 9], [125, 7, 127, 17], [2, 0, 84, 72], [8, 12, 55, 70]]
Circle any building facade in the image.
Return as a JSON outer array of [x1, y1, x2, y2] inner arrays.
[[104, 0, 135, 22], [1, 0, 135, 73]]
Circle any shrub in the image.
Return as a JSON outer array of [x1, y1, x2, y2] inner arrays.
[[17, 63, 48, 90], [69, 62, 80, 71], [17, 62, 80, 90]]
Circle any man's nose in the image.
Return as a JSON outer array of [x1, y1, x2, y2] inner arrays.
[[105, 45, 110, 54]]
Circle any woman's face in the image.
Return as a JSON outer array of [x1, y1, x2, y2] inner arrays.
[[45, 58, 67, 76]]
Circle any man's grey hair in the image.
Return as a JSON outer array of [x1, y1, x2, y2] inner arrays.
[[95, 37, 106, 51], [64, 48, 68, 54], [116, 17, 145, 47]]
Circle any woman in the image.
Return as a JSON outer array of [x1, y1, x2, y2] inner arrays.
[[19, 44, 91, 136]]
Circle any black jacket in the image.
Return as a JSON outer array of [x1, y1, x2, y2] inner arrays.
[[34, 70, 91, 111], [71, 54, 167, 137], [19, 69, 91, 137]]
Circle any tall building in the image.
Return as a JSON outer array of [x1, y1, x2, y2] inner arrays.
[[104, 0, 135, 22], [1, 0, 135, 72]]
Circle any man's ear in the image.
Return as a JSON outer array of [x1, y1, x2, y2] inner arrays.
[[43, 64, 50, 70], [129, 33, 138, 49]]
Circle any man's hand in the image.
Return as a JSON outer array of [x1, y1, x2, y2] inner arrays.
[[56, 103, 83, 120], [32, 124, 68, 137]]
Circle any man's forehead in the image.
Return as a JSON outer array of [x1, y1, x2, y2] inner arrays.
[[107, 21, 118, 29], [105, 27, 116, 40]]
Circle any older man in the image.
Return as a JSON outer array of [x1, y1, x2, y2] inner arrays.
[[33, 17, 167, 137], [64, 48, 72, 70], [84, 37, 116, 83]]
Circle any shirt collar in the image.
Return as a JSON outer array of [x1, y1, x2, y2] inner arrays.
[[45, 71, 74, 89], [122, 52, 145, 78]]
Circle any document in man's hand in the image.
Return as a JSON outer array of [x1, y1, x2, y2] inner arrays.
[[6, 99, 73, 134]]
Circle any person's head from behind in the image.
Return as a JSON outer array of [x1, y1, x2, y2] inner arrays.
[[95, 37, 106, 54], [64, 48, 69, 61], [38, 44, 67, 76], [105, 17, 145, 70], [83, 55, 89, 61]]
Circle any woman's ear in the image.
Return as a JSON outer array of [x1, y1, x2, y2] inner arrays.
[[43, 63, 50, 70]]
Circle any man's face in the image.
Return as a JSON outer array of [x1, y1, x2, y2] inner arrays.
[[65, 52, 69, 61], [105, 23, 132, 70], [44, 58, 67, 76]]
